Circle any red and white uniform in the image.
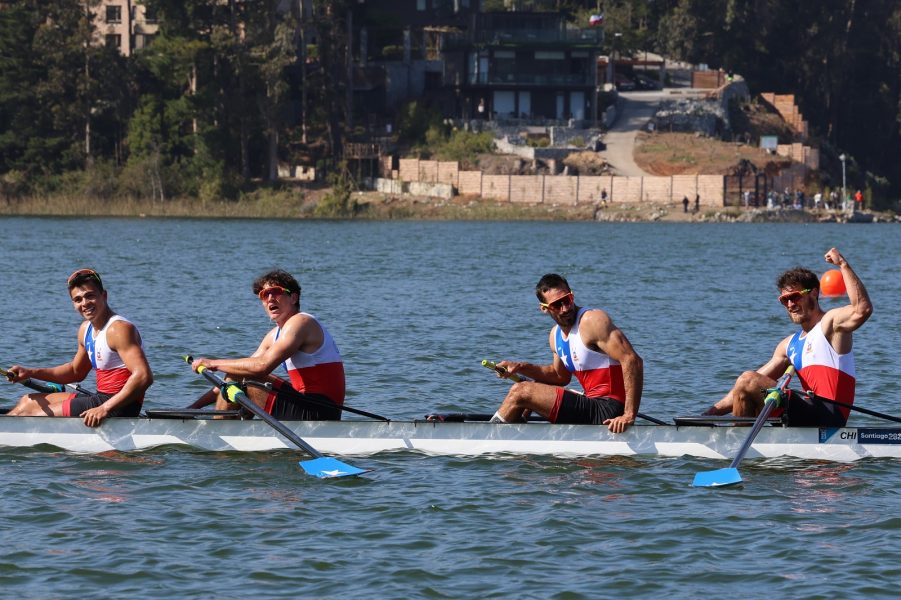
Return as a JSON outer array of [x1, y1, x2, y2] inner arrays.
[[786, 320, 855, 419], [278, 313, 345, 405], [553, 307, 625, 402], [84, 315, 142, 398]]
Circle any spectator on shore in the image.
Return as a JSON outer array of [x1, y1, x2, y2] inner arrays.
[[814, 192, 823, 209], [600, 188, 608, 205], [854, 189, 864, 211], [694, 194, 700, 213], [682, 195, 689, 213], [829, 190, 838, 210]]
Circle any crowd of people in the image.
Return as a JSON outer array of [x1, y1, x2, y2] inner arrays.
[[741, 188, 866, 212]]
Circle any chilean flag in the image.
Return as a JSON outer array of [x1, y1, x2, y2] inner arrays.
[[589, 14, 604, 27]]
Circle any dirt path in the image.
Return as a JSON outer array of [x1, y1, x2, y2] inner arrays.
[[599, 91, 668, 176]]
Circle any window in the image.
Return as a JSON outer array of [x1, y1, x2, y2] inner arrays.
[[106, 5, 122, 23], [105, 34, 121, 48], [417, 0, 426, 10]]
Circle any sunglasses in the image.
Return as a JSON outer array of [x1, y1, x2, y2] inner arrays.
[[778, 288, 812, 306], [258, 286, 293, 300], [67, 268, 103, 288], [540, 291, 574, 311]]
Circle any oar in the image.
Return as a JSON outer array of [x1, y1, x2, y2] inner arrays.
[[1, 366, 94, 396], [481, 359, 667, 425], [692, 365, 795, 488], [183, 356, 367, 478], [241, 379, 390, 422], [800, 394, 901, 425]]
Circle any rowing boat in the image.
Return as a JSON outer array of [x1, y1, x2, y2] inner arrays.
[[0, 415, 898, 460]]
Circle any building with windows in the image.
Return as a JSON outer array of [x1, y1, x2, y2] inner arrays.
[[91, 1, 158, 55], [351, 1, 602, 125]]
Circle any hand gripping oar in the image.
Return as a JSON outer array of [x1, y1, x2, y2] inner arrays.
[[1, 366, 94, 396], [480, 360, 667, 425], [183, 356, 367, 478], [692, 365, 795, 488]]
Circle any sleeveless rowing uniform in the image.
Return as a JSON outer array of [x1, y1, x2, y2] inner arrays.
[[784, 320, 855, 423], [278, 313, 345, 404], [550, 307, 626, 424], [63, 315, 144, 417]]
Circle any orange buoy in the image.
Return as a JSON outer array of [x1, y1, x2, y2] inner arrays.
[[820, 269, 846, 297]]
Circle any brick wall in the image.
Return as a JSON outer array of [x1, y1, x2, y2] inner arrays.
[[392, 158, 728, 206], [458, 171, 482, 196], [437, 162, 460, 186], [510, 176, 543, 203], [697, 175, 724, 206], [543, 176, 578, 205], [482, 175, 511, 201], [576, 175, 614, 204]]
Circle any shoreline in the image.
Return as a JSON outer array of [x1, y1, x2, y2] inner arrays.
[[1, 192, 897, 223]]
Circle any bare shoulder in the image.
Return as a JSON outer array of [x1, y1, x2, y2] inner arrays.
[[284, 312, 319, 331], [580, 308, 615, 331], [107, 318, 142, 348]]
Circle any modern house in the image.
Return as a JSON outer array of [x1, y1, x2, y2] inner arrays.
[[352, 1, 603, 125]]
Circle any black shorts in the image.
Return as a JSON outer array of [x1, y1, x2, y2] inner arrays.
[[783, 389, 847, 427], [63, 392, 142, 418], [551, 389, 624, 425], [264, 379, 341, 421]]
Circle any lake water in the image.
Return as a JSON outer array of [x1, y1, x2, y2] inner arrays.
[[0, 217, 898, 598]]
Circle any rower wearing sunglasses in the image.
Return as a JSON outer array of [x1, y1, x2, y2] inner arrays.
[[704, 247, 873, 426], [5, 269, 153, 426], [188, 269, 345, 420], [490, 273, 644, 433]]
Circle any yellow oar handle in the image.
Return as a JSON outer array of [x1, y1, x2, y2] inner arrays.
[[481, 359, 524, 383], [763, 365, 796, 407]]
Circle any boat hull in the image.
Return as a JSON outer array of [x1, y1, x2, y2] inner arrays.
[[0, 417, 899, 461]]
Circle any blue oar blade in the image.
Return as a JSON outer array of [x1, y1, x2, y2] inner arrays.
[[692, 467, 742, 488], [299, 457, 368, 479]]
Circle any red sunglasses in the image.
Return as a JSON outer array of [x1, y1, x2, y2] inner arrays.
[[257, 286, 293, 300], [540, 291, 574, 311], [778, 288, 812, 306]]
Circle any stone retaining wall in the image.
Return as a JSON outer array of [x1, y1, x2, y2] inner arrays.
[[392, 158, 725, 206]]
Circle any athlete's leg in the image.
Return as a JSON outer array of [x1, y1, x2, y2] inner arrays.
[[729, 371, 776, 417], [495, 381, 560, 422], [7, 392, 71, 417]]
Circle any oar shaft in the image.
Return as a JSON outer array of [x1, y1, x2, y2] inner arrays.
[[806, 394, 901, 425], [189, 361, 323, 459], [242, 379, 389, 422], [728, 366, 795, 469]]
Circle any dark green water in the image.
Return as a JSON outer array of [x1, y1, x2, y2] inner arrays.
[[0, 218, 898, 598]]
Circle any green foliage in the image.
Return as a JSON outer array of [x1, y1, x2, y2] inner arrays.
[[428, 130, 496, 162], [314, 163, 357, 217], [396, 100, 443, 145]]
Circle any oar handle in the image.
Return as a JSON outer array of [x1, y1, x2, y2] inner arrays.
[[1, 366, 90, 395], [481, 359, 525, 382], [183, 355, 323, 458]]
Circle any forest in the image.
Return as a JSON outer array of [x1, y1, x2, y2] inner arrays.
[[1, 0, 899, 207]]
